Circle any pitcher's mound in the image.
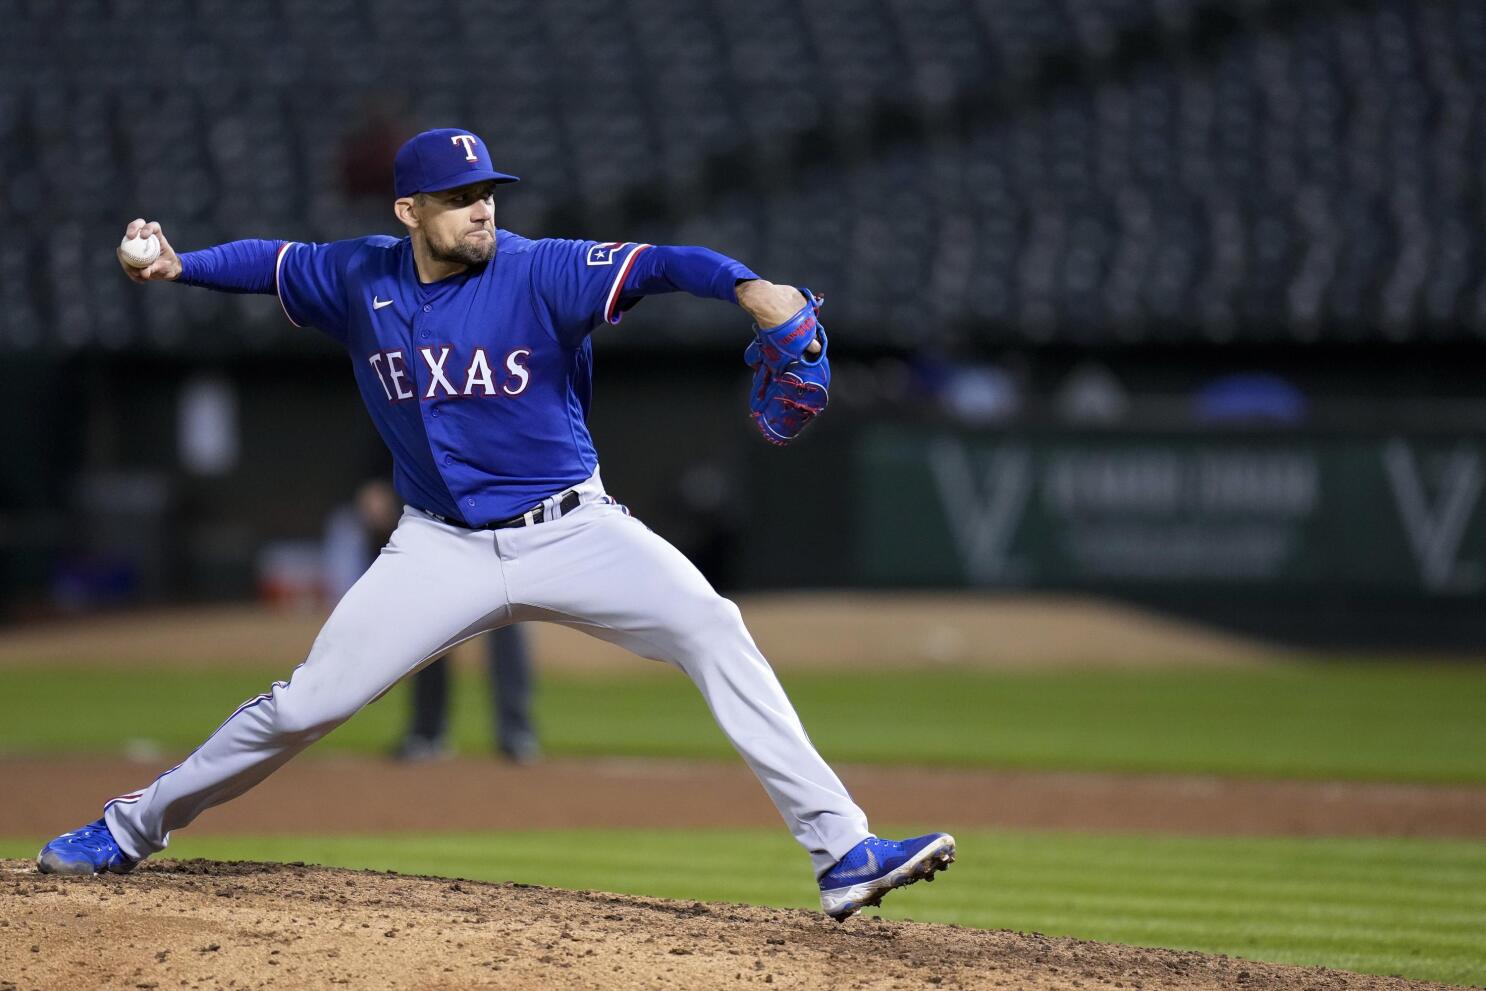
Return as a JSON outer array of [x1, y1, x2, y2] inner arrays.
[[0, 859, 1456, 990]]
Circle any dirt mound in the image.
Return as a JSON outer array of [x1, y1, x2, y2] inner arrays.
[[0, 860, 1459, 991]]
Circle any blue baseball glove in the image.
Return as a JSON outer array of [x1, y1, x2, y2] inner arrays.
[[745, 289, 830, 446]]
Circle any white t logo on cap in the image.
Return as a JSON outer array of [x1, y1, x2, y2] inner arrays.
[[451, 134, 479, 162]]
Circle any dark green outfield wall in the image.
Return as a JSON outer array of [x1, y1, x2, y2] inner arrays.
[[853, 429, 1486, 596], [743, 424, 1486, 647]]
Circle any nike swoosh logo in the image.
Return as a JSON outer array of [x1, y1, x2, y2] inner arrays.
[[373, 297, 394, 310], [834, 848, 880, 881]]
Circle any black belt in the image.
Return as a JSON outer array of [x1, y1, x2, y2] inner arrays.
[[428, 490, 581, 530]]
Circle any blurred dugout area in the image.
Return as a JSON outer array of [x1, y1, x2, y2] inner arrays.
[[0, 0, 1483, 349]]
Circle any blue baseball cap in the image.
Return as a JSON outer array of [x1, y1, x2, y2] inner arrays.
[[393, 128, 520, 197]]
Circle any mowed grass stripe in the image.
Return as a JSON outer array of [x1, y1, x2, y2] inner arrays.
[[546, 664, 1486, 782], [989, 858, 1486, 903], [4, 661, 1486, 782], [4, 826, 1481, 985], [972, 894, 1486, 945], [981, 836, 1486, 913], [980, 875, 1486, 922]]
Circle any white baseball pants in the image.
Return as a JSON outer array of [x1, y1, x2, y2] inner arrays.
[[104, 469, 871, 876]]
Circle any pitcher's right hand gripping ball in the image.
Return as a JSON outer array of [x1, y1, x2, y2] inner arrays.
[[745, 289, 830, 445], [116, 219, 182, 283]]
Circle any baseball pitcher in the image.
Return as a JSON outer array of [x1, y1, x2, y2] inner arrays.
[[39, 128, 955, 920]]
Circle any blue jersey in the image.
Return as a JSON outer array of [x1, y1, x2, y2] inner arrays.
[[275, 232, 652, 524]]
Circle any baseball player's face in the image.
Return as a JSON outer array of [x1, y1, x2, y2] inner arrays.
[[411, 181, 498, 267]]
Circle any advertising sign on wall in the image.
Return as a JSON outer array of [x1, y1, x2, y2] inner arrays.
[[857, 429, 1485, 597]]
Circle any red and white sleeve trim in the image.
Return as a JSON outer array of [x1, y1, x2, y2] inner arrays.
[[603, 243, 653, 324], [274, 241, 302, 328]]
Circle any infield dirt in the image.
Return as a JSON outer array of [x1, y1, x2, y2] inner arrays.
[[0, 859, 1468, 991], [4, 755, 1486, 840]]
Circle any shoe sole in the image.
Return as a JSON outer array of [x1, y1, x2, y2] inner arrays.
[[821, 833, 956, 921], [37, 849, 136, 876]]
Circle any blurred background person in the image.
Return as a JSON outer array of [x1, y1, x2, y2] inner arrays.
[[322, 479, 540, 764]]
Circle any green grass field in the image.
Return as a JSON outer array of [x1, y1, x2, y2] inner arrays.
[[2, 661, 1485, 781], [4, 659, 1485, 985], [3, 827, 1482, 986]]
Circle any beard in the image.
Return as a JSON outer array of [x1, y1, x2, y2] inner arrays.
[[429, 229, 495, 268]]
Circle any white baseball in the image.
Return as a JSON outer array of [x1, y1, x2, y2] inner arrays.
[[119, 233, 161, 268]]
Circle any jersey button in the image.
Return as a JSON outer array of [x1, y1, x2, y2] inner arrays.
[[422, 304, 433, 313], [420, 330, 430, 339], [443, 454, 453, 465], [430, 407, 440, 417], [467, 498, 475, 507]]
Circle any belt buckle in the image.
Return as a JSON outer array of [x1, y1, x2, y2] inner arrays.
[[509, 489, 578, 529]]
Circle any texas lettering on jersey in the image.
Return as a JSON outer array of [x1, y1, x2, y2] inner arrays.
[[367, 347, 532, 402], [272, 232, 647, 525]]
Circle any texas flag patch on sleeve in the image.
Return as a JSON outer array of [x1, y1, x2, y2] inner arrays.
[[585, 242, 626, 266]]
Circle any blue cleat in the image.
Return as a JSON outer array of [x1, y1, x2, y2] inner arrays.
[[818, 832, 956, 921], [37, 818, 137, 876]]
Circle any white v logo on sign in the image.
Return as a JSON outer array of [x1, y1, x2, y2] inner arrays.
[[1382, 439, 1484, 593], [927, 440, 1032, 584]]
